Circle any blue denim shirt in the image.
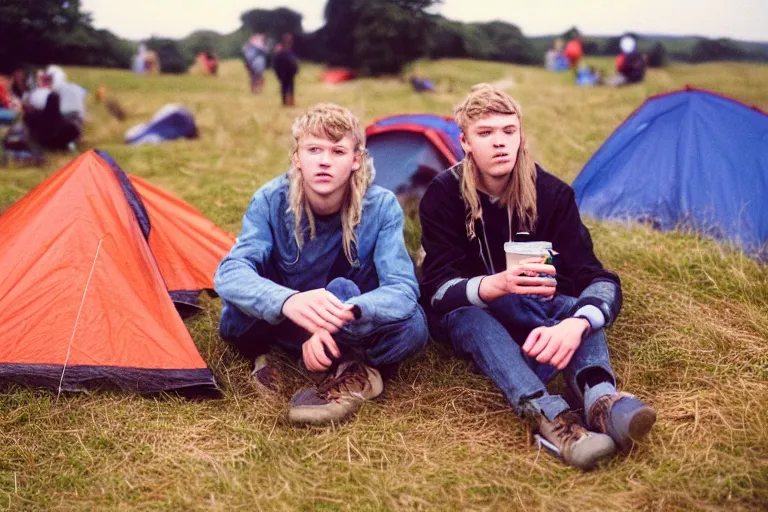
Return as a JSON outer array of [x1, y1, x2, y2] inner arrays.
[[214, 173, 421, 338]]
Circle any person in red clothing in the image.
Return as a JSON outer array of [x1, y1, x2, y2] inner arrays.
[[564, 37, 583, 70]]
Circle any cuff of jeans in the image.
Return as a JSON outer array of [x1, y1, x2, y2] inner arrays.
[[573, 305, 605, 331], [466, 276, 488, 308]]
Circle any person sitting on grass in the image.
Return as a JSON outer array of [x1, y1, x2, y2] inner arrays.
[[215, 103, 428, 425], [418, 83, 656, 470]]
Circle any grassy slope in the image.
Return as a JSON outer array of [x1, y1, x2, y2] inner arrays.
[[1, 59, 767, 511]]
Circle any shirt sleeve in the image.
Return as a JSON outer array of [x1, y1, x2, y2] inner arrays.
[[342, 193, 422, 337], [419, 180, 488, 314], [550, 187, 623, 328], [213, 191, 298, 325]]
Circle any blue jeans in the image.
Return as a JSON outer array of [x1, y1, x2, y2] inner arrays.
[[436, 294, 615, 420], [221, 278, 428, 369]]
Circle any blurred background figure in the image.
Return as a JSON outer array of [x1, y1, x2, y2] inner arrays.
[[144, 48, 161, 74], [607, 35, 647, 86], [22, 67, 86, 150], [194, 51, 219, 76], [410, 68, 436, 93], [242, 34, 269, 94], [272, 33, 299, 106], [564, 36, 584, 70], [575, 62, 602, 86], [133, 44, 147, 74], [545, 38, 570, 71]]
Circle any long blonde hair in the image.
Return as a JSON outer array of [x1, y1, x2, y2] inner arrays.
[[453, 83, 538, 240], [287, 103, 374, 264]]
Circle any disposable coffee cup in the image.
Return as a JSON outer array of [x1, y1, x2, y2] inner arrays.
[[504, 241, 553, 270]]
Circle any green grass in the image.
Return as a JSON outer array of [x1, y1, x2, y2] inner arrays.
[[1, 59, 768, 510]]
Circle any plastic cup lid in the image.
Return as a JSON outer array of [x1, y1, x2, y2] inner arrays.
[[504, 241, 552, 254]]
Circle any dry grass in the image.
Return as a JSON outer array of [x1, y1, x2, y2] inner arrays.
[[1, 58, 767, 511]]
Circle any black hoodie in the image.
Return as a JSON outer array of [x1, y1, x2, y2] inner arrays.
[[419, 163, 622, 328]]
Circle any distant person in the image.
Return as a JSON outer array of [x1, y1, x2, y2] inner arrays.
[[545, 38, 569, 71], [272, 33, 299, 106], [410, 72, 436, 93], [564, 37, 583, 70], [419, 84, 657, 470], [133, 44, 147, 74], [607, 36, 646, 87], [205, 51, 219, 75], [23, 69, 84, 150], [144, 49, 161, 74], [9, 68, 31, 101], [0, 76, 19, 125], [575, 62, 602, 86], [243, 34, 269, 94], [214, 103, 427, 425]]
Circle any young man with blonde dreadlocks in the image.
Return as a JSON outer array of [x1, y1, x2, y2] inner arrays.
[[215, 103, 427, 425], [419, 84, 656, 470]]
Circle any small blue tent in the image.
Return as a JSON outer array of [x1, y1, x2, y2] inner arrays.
[[365, 114, 463, 196], [572, 87, 768, 259], [125, 104, 198, 146]]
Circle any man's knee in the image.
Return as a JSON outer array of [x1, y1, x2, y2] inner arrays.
[[442, 306, 497, 349], [326, 277, 361, 302]]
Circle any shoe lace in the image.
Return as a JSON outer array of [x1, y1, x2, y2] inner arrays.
[[316, 362, 368, 400], [552, 412, 585, 446]]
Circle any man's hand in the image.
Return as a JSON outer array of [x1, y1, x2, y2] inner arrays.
[[522, 318, 590, 370], [282, 288, 356, 334], [479, 257, 557, 303], [302, 329, 340, 372]]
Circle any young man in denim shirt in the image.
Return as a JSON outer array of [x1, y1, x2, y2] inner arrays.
[[215, 104, 427, 425], [419, 84, 656, 470]]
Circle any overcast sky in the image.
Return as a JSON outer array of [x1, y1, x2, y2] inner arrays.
[[80, 0, 768, 42]]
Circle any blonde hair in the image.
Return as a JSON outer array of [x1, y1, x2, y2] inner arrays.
[[453, 83, 538, 240], [288, 103, 374, 264]]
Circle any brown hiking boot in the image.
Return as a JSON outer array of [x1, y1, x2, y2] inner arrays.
[[288, 361, 383, 425], [251, 354, 278, 392], [536, 411, 616, 470], [587, 392, 656, 453]]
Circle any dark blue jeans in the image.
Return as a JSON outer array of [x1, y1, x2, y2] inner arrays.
[[436, 293, 615, 420], [221, 278, 428, 369]]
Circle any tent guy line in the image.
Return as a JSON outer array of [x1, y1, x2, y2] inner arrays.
[[57, 236, 105, 400]]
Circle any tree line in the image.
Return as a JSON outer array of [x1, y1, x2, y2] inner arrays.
[[2, 0, 766, 76]]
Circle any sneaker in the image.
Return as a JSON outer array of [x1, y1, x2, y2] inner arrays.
[[536, 411, 616, 470], [251, 354, 278, 392], [587, 392, 656, 453], [288, 361, 383, 425]]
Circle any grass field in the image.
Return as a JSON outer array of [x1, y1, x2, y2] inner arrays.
[[1, 58, 767, 511]]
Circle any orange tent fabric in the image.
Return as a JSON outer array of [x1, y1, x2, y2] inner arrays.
[[321, 68, 356, 84], [0, 150, 229, 395], [127, 174, 234, 312]]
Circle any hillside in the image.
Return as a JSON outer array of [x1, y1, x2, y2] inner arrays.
[[0, 59, 767, 510]]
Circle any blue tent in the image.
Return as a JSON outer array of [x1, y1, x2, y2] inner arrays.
[[365, 114, 463, 196], [125, 104, 198, 145], [572, 88, 768, 260]]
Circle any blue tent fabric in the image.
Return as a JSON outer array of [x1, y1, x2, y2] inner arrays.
[[572, 88, 768, 259], [366, 115, 463, 196], [125, 104, 198, 145], [371, 114, 463, 160], [368, 132, 450, 194]]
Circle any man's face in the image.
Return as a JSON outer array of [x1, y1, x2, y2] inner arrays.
[[460, 113, 521, 181], [293, 133, 360, 199]]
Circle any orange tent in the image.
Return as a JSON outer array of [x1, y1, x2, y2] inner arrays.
[[321, 68, 356, 84], [0, 150, 233, 396]]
